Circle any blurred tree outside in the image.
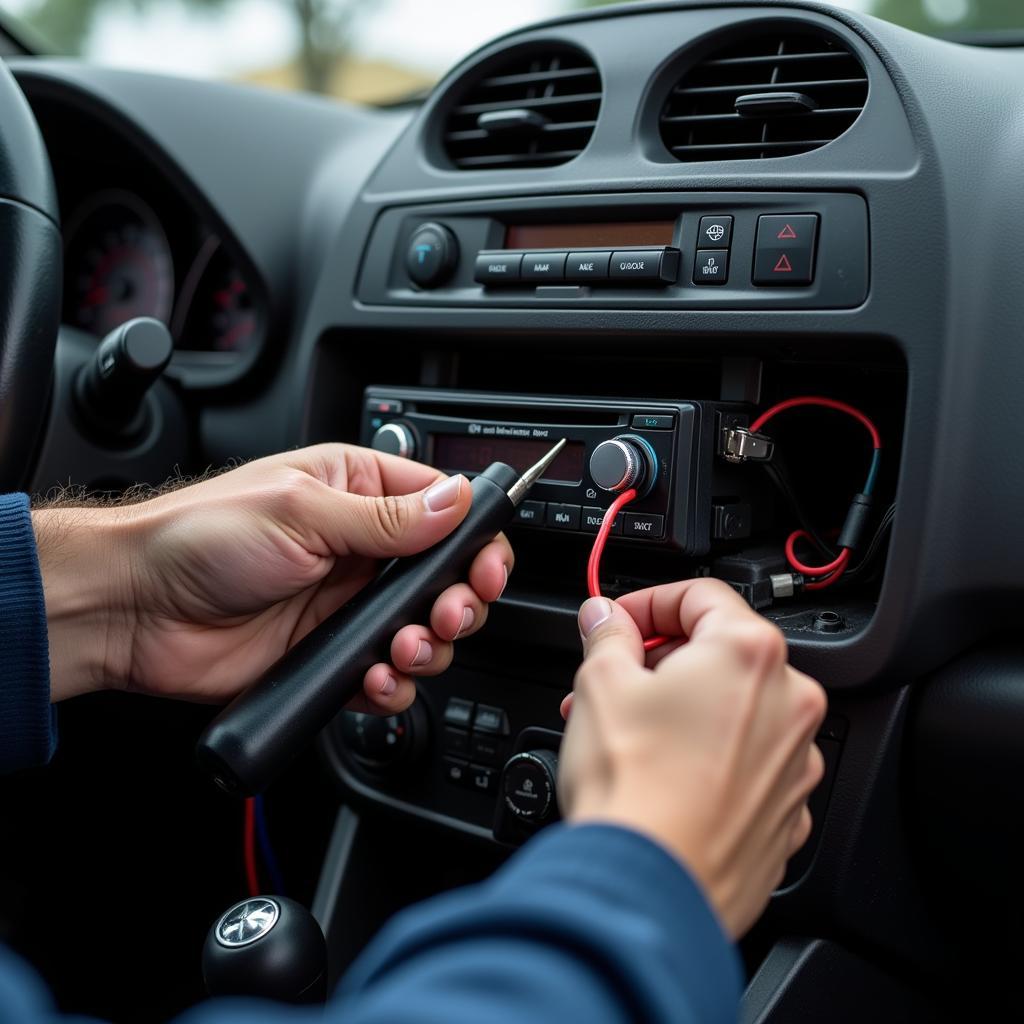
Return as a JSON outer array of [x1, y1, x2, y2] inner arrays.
[[868, 0, 1022, 34], [16, 0, 378, 93], [572, 0, 1024, 34]]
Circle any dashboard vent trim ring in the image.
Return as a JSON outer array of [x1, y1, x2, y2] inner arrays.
[[442, 44, 602, 170], [659, 28, 868, 162]]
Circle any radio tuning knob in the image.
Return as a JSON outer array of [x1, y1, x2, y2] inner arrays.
[[589, 436, 656, 494], [371, 422, 416, 460]]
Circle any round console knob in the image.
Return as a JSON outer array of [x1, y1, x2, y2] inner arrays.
[[405, 222, 458, 288], [502, 748, 559, 823], [338, 699, 428, 775], [371, 421, 416, 460], [589, 436, 656, 494]]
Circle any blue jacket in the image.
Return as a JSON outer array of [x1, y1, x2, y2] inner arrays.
[[0, 493, 741, 1023]]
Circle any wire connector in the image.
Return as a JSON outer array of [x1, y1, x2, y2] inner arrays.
[[720, 426, 774, 464], [770, 572, 805, 599]]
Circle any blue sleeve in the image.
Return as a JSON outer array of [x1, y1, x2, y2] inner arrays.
[[332, 823, 742, 1024], [0, 825, 740, 1023], [0, 493, 56, 773]]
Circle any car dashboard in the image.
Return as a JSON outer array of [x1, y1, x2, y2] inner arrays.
[[5, 1, 1024, 1020]]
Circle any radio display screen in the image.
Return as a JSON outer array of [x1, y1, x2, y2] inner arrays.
[[433, 434, 585, 485], [504, 221, 675, 251]]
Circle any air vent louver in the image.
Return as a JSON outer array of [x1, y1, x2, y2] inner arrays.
[[443, 46, 601, 170], [660, 30, 868, 162]]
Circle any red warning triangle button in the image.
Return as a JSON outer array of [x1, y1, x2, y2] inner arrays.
[[773, 253, 793, 273], [777, 223, 798, 240]]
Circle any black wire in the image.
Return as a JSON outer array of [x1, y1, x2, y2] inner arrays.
[[760, 456, 836, 560], [843, 503, 896, 582]]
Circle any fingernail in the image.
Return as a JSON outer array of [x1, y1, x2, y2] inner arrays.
[[454, 607, 475, 640], [410, 640, 433, 667], [578, 597, 613, 638], [424, 475, 463, 512], [498, 564, 510, 599], [379, 674, 397, 696]]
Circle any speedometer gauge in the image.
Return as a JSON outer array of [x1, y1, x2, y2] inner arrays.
[[173, 237, 258, 354], [64, 190, 174, 337]]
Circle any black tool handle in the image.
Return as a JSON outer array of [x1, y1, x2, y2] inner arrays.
[[197, 463, 518, 796]]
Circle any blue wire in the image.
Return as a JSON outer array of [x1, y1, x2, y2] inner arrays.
[[864, 449, 881, 496], [253, 795, 287, 896]]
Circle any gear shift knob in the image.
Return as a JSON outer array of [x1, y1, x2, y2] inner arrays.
[[202, 896, 327, 1004]]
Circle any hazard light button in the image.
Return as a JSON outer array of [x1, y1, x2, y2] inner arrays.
[[752, 214, 819, 286]]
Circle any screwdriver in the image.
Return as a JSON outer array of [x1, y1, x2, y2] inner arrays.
[[197, 439, 568, 797]]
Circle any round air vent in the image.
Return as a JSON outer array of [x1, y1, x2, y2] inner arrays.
[[441, 45, 601, 170], [659, 28, 868, 162]]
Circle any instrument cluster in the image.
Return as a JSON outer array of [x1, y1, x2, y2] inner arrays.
[[63, 188, 260, 361]]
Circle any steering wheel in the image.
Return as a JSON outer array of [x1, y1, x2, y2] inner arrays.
[[0, 61, 62, 492]]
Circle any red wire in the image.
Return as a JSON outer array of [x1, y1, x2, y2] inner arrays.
[[784, 530, 849, 576], [750, 395, 882, 449], [587, 488, 669, 651], [752, 397, 882, 588], [243, 797, 260, 897]]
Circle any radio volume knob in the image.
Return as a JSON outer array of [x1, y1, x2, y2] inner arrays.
[[371, 422, 416, 460], [590, 437, 649, 493]]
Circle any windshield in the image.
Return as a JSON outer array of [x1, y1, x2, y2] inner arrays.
[[1, 1, 1021, 106]]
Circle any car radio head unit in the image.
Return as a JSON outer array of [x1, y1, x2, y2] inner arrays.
[[360, 387, 755, 555]]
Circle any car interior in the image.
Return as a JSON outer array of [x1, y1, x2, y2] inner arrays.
[[0, 0, 1021, 1020]]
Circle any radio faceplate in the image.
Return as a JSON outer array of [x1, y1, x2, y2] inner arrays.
[[361, 387, 749, 555]]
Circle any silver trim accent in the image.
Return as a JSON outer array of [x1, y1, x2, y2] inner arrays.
[[373, 422, 414, 459], [507, 438, 567, 507], [215, 897, 280, 948]]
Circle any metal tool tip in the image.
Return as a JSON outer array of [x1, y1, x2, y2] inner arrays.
[[507, 438, 568, 507]]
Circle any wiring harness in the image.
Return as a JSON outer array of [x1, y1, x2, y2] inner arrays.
[[586, 395, 887, 628], [725, 395, 883, 591]]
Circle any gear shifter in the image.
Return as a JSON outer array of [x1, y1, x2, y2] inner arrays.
[[203, 895, 327, 1004]]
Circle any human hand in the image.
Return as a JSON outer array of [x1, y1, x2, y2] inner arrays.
[[558, 579, 826, 938], [35, 445, 512, 711]]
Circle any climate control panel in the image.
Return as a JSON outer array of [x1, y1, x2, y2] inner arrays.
[[356, 191, 868, 310]]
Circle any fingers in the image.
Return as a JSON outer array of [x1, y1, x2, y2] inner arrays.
[[467, 534, 514, 603], [429, 583, 487, 642], [349, 663, 417, 715], [615, 578, 752, 641], [577, 596, 647, 672], [309, 473, 474, 559], [391, 624, 454, 676], [287, 443, 446, 498]]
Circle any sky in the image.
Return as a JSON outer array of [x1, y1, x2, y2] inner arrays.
[[2, 0, 875, 83]]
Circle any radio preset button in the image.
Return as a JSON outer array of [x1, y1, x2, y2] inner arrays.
[[693, 249, 729, 285], [698, 215, 733, 248], [609, 248, 679, 285], [473, 705, 509, 736], [514, 500, 546, 526], [521, 252, 567, 282], [565, 251, 611, 281], [582, 507, 623, 534], [444, 697, 474, 728], [546, 503, 582, 531], [631, 413, 674, 430], [623, 513, 665, 540], [475, 253, 522, 285]]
